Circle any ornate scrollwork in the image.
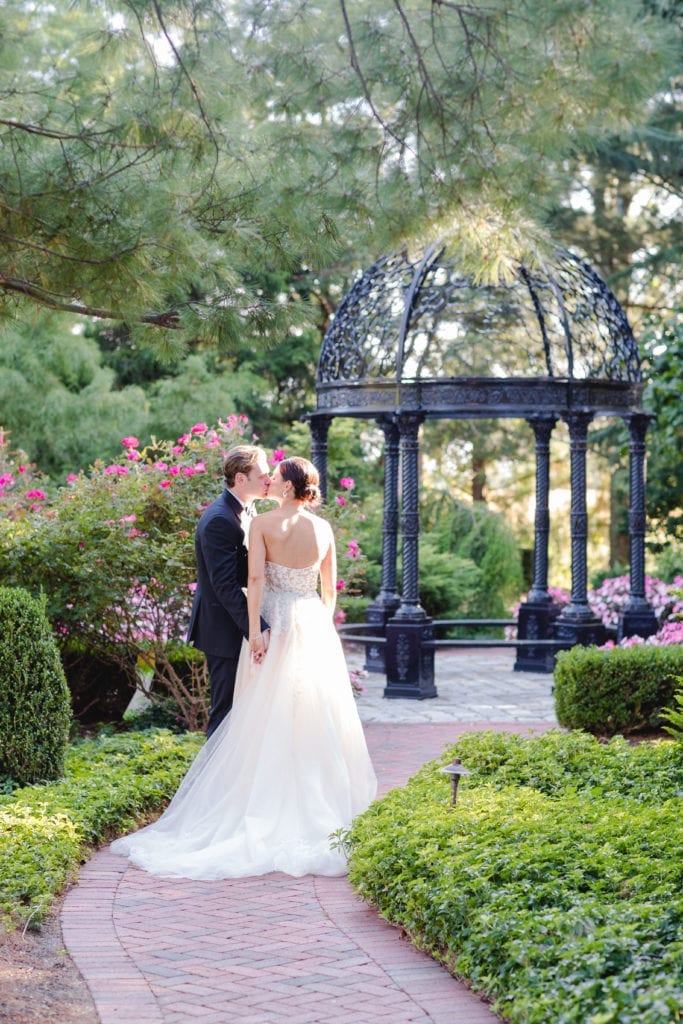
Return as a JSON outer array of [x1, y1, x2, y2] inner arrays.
[[317, 245, 642, 391]]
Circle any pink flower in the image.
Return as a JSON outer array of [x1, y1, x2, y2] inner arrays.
[[126, 450, 141, 461], [334, 609, 346, 626], [0, 473, 14, 487], [193, 461, 206, 473], [336, 579, 346, 592], [177, 433, 190, 445], [18, 465, 27, 473], [271, 449, 285, 463], [121, 436, 139, 449], [103, 465, 129, 477], [339, 476, 355, 490], [346, 539, 360, 559], [169, 465, 181, 476], [191, 422, 207, 434], [171, 445, 183, 455], [119, 514, 137, 523], [25, 489, 46, 500], [182, 466, 195, 477], [336, 495, 346, 507], [127, 528, 142, 538], [160, 479, 171, 489]]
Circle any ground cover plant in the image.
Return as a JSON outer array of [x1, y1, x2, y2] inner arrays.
[[0, 730, 203, 929], [346, 729, 683, 1024]]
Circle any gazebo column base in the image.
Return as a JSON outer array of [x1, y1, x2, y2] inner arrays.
[[554, 614, 606, 651], [384, 614, 437, 699], [514, 600, 562, 673], [618, 603, 658, 643], [364, 597, 401, 673]]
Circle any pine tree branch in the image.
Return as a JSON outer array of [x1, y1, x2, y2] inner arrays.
[[0, 274, 180, 327]]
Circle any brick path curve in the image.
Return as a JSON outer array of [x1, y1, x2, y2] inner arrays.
[[62, 722, 552, 1023]]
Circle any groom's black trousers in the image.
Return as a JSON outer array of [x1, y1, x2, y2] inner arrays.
[[205, 654, 239, 738]]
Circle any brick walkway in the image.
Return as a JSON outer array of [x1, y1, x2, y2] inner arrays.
[[61, 653, 557, 1023]]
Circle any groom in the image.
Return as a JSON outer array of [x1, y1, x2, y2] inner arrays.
[[188, 444, 271, 737]]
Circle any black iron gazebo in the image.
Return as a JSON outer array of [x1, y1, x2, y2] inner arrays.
[[308, 244, 659, 698]]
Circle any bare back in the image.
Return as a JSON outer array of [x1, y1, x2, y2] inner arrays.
[[255, 507, 332, 568]]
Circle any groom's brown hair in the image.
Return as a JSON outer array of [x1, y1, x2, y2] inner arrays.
[[222, 445, 265, 487]]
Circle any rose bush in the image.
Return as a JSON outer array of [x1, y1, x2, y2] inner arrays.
[[0, 425, 372, 725], [0, 417, 253, 729]]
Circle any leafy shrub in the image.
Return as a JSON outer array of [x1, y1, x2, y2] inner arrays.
[[0, 587, 71, 786], [663, 681, 683, 741], [0, 730, 203, 928], [347, 730, 683, 1024], [420, 493, 524, 618], [554, 644, 683, 735]]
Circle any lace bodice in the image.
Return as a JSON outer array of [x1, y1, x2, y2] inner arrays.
[[264, 560, 319, 597], [262, 561, 320, 635]]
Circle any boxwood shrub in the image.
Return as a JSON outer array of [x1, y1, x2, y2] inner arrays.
[[0, 587, 71, 786], [554, 643, 683, 736], [346, 729, 683, 1024]]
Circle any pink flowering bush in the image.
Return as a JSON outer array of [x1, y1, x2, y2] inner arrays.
[[508, 576, 683, 646], [0, 425, 369, 727], [0, 417, 254, 730], [318, 475, 370, 622], [0, 428, 50, 518]]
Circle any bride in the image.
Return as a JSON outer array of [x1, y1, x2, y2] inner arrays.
[[111, 456, 377, 878]]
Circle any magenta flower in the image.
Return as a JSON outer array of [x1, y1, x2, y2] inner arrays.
[[154, 461, 168, 472], [346, 539, 360, 559], [160, 479, 171, 489], [25, 489, 46, 500], [18, 466, 27, 473], [194, 461, 206, 473], [336, 495, 346, 507], [104, 464, 129, 477], [169, 465, 181, 476], [0, 473, 14, 487], [119, 514, 137, 524], [121, 436, 139, 449], [191, 422, 208, 434], [339, 476, 355, 490], [334, 608, 346, 626], [336, 579, 346, 592], [182, 466, 195, 477], [271, 449, 285, 463], [126, 450, 141, 461], [171, 445, 183, 455], [177, 433, 189, 445]]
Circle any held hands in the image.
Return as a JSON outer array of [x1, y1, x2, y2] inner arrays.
[[249, 629, 270, 666]]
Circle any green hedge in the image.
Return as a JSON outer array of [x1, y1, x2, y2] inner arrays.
[[346, 729, 683, 1024], [0, 587, 71, 785], [554, 644, 683, 736], [0, 730, 203, 928]]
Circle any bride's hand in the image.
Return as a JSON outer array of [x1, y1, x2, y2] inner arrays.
[[249, 633, 266, 665]]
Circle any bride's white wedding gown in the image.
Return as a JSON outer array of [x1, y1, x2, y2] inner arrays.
[[111, 561, 377, 878]]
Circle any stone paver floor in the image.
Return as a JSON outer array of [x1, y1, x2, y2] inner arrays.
[[61, 652, 558, 1023]]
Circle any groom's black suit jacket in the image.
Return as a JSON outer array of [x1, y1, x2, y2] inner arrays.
[[187, 489, 255, 658]]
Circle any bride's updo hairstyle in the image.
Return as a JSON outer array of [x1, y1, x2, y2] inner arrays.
[[279, 457, 321, 508]]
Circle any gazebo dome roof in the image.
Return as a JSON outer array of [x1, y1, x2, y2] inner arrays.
[[315, 245, 643, 421]]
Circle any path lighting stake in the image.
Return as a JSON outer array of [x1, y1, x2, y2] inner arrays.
[[439, 758, 470, 806]]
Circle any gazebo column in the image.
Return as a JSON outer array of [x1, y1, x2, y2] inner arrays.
[[364, 415, 401, 673], [515, 415, 560, 673], [385, 413, 437, 699], [308, 414, 332, 500], [555, 412, 605, 647], [618, 414, 658, 641]]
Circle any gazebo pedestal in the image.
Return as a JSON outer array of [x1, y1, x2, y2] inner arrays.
[[514, 599, 563, 673], [384, 615, 437, 700]]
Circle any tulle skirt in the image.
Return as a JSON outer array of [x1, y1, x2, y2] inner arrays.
[[111, 590, 376, 878]]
